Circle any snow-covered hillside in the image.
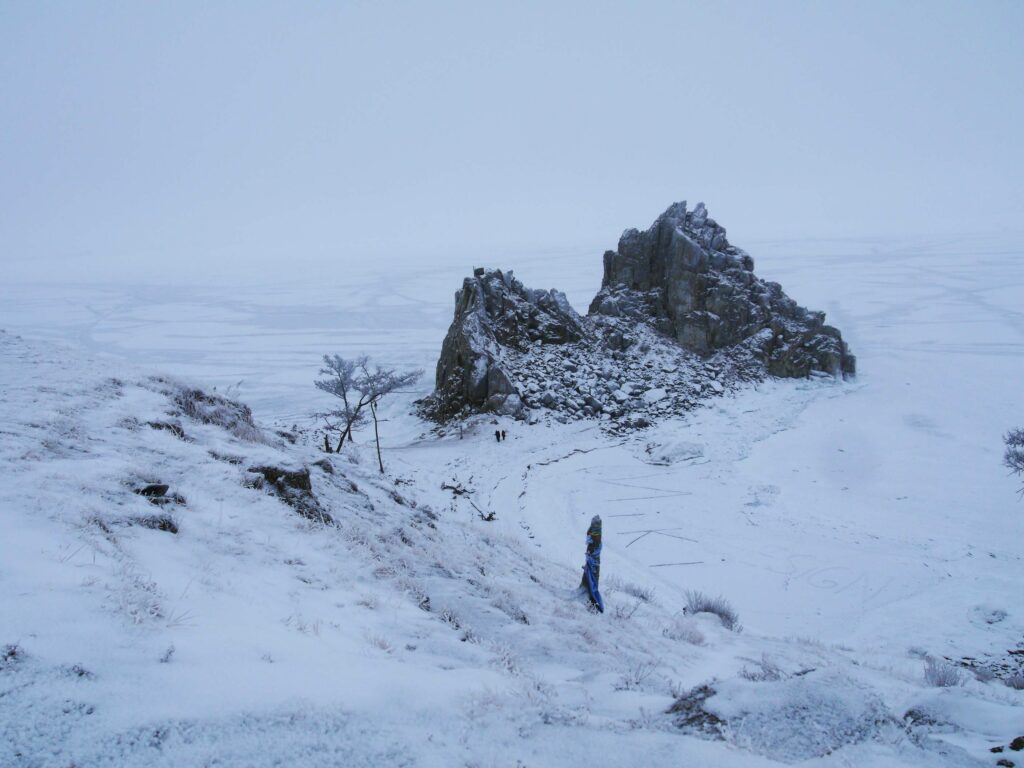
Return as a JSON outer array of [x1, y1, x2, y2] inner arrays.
[[1, 233, 1023, 766]]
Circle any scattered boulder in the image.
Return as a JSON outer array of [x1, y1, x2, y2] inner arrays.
[[133, 483, 186, 506], [642, 387, 667, 405], [694, 673, 894, 761], [643, 439, 704, 466], [312, 458, 334, 474], [666, 684, 726, 738], [147, 421, 188, 441], [209, 450, 244, 465], [1, 644, 23, 670], [133, 514, 179, 534], [247, 465, 333, 525]]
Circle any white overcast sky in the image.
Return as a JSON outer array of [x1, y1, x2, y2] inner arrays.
[[1, 1, 1022, 280]]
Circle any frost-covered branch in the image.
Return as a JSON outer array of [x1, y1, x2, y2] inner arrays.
[[1005, 428, 1024, 496], [314, 354, 422, 471], [315, 354, 369, 451]]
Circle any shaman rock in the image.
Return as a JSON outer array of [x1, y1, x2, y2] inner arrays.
[[590, 202, 855, 378], [424, 202, 856, 426], [430, 268, 585, 418]]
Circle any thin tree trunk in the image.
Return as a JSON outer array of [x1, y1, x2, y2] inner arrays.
[[336, 421, 354, 452], [323, 433, 332, 453], [371, 400, 384, 473]]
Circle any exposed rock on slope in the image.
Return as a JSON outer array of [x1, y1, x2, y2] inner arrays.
[[424, 203, 855, 424], [431, 268, 586, 418], [422, 266, 770, 428], [591, 202, 856, 378]]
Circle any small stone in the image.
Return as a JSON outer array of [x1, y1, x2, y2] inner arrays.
[[136, 484, 169, 498]]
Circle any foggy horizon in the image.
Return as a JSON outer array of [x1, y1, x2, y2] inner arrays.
[[2, 2, 1022, 283]]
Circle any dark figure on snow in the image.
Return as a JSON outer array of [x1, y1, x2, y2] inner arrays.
[[579, 515, 604, 613], [501, 430, 507, 441], [495, 430, 501, 442]]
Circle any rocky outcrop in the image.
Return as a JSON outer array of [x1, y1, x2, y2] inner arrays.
[[590, 202, 855, 378], [247, 465, 333, 525], [423, 275, 764, 428], [424, 202, 856, 425], [429, 268, 586, 418]]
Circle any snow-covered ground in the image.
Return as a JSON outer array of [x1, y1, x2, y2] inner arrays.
[[1, 233, 1022, 766]]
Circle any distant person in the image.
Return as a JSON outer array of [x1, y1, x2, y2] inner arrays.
[[501, 430, 507, 441], [495, 430, 501, 443]]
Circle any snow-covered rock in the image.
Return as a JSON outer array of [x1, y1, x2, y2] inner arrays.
[[424, 203, 855, 428], [590, 201, 856, 378], [643, 439, 705, 466], [3, 222, 1023, 768], [642, 387, 667, 404], [426, 268, 585, 419]]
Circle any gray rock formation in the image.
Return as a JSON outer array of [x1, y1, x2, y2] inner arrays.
[[430, 268, 586, 418], [424, 202, 856, 425], [590, 202, 855, 378]]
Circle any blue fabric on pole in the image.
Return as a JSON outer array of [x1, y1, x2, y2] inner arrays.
[[581, 515, 604, 612]]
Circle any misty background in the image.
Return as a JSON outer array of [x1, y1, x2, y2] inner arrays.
[[1, 1, 1022, 286]]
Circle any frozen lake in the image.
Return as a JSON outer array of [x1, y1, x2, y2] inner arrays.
[[3, 231, 1024, 766], [4, 232, 1022, 645]]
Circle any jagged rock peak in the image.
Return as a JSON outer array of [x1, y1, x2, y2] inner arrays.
[[429, 268, 585, 419], [591, 201, 856, 378], [423, 202, 856, 425]]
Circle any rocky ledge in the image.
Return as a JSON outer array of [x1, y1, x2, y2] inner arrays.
[[421, 202, 855, 425]]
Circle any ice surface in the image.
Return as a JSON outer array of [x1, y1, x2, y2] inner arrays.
[[1, 233, 1022, 766]]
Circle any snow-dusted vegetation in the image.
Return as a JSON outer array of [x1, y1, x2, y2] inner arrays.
[[2, 228, 1023, 766], [2, 1, 1023, 761]]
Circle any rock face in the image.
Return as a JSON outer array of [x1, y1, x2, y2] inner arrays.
[[590, 202, 856, 378], [424, 202, 856, 425], [431, 268, 586, 418]]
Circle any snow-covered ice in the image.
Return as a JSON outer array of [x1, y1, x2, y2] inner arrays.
[[1, 234, 1022, 766]]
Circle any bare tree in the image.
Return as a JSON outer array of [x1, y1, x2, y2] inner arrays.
[[359, 362, 422, 473], [315, 355, 421, 472], [1006, 428, 1024, 496], [315, 355, 368, 452]]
